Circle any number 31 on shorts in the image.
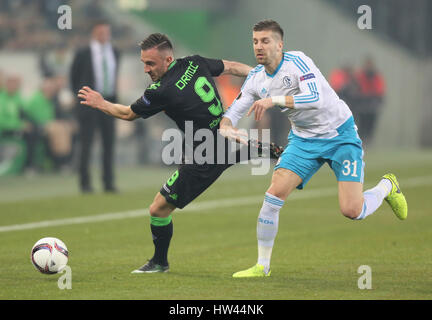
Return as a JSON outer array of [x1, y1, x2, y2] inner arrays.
[[342, 160, 358, 177]]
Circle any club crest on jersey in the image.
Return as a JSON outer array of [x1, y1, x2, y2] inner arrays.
[[283, 76, 292, 88]]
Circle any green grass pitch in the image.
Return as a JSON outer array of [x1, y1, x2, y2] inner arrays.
[[0, 150, 431, 299]]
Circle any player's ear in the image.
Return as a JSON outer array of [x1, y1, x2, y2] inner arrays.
[[166, 55, 174, 66]]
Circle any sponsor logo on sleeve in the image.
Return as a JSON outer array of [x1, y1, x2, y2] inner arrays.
[[142, 95, 151, 105]]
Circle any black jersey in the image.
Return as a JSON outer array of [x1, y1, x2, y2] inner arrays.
[[131, 55, 225, 137]]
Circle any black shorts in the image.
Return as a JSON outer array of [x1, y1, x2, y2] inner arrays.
[[159, 136, 252, 209], [160, 162, 232, 209]]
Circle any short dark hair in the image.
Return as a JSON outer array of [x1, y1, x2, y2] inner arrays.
[[253, 20, 284, 39], [139, 33, 173, 52], [91, 20, 110, 30]]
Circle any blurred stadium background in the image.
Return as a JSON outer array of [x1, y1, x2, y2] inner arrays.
[[0, 0, 431, 178]]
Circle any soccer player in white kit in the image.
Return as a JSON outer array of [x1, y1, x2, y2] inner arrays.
[[220, 20, 408, 278]]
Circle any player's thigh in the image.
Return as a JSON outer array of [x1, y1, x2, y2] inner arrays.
[[338, 181, 364, 218], [267, 168, 303, 200], [329, 133, 364, 185], [149, 192, 176, 218]]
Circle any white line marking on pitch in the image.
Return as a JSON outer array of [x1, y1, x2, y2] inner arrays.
[[0, 175, 430, 233]]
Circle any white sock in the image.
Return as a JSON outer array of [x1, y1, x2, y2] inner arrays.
[[355, 178, 392, 220], [257, 192, 284, 273]]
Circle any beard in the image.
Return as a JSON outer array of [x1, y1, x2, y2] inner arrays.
[[255, 54, 268, 65]]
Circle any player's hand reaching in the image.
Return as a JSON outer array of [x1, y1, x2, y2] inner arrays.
[[247, 98, 274, 121], [78, 86, 104, 109], [219, 126, 249, 145]]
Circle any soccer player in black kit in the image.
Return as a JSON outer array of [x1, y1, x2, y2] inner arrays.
[[78, 33, 281, 273]]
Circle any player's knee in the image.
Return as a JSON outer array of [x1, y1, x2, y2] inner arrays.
[[149, 202, 161, 217], [149, 201, 171, 218], [265, 189, 285, 201], [340, 204, 362, 220], [266, 180, 289, 200], [266, 169, 302, 200], [149, 194, 175, 217]]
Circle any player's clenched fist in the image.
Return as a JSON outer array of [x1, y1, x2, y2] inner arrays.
[[78, 86, 104, 109], [247, 97, 273, 121]]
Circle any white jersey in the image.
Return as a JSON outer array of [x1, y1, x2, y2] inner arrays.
[[224, 51, 353, 139]]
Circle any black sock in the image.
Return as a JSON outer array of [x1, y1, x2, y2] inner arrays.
[[150, 221, 173, 266]]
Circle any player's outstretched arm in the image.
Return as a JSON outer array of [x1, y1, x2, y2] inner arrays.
[[222, 60, 253, 77], [78, 86, 140, 121]]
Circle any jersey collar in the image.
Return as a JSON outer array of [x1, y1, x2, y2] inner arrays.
[[168, 60, 177, 70], [265, 57, 284, 78]]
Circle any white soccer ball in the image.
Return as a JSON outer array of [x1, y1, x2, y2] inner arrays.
[[30, 237, 69, 274]]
